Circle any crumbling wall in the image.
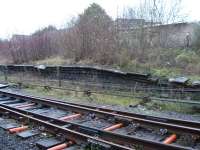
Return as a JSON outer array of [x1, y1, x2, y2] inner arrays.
[[120, 23, 196, 49]]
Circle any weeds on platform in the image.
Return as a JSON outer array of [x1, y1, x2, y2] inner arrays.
[[22, 84, 140, 106], [145, 100, 200, 114]]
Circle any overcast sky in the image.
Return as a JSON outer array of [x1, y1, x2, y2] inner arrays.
[[0, 0, 199, 39]]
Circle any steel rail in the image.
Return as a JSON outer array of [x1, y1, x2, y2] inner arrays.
[[7, 82, 200, 105], [0, 90, 200, 135], [0, 105, 131, 150], [0, 103, 192, 150], [43, 98, 200, 129]]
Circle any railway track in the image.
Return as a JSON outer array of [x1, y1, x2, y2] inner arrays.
[[0, 89, 199, 150]]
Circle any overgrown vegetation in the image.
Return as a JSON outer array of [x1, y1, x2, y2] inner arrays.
[[0, 72, 199, 114], [19, 83, 200, 114], [146, 101, 200, 114], [0, 0, 200, 78], [22, 84, 141, 106]]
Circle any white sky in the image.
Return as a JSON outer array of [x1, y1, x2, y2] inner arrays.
[[0, 0, 199, 39]]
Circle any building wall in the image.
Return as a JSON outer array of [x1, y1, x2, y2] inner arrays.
[[119, 23, 197, 49]]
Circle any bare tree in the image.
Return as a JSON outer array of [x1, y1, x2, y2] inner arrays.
[[117, 0, 186, 61]]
